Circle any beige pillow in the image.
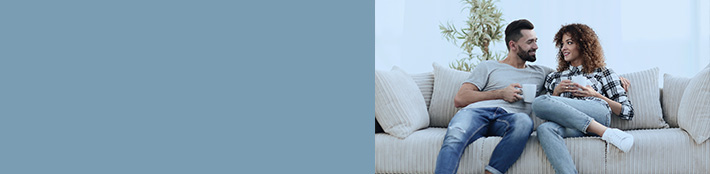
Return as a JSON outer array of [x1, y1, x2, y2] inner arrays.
[[610, 67, 669, 130], [393, 66, 434, 110], [375, 67, 429, 139], [429, 63, 471, 127], [678, 63, 710, 144], [662, 74, 691, 128]]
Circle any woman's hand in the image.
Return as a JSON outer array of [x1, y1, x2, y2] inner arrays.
[[620, 76, 631, 92], [552, 80, 578, 96], [572, 84, 602, 98]]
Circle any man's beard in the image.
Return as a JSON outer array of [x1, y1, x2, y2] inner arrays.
[[517, 46, 537, 62]]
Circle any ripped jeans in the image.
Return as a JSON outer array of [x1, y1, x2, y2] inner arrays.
[[435, 107, 533, 174]]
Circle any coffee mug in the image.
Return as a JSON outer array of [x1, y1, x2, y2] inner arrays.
[[522, 84, 537, 103], [571, 75, 590, 89]]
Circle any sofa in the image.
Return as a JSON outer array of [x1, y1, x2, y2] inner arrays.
[[375, 62, 710, 174]]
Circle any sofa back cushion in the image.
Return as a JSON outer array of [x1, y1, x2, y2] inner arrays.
[[391, 66, 434, 110], [375, 67, 429, 138], [408, 71, 434, 110], [429, 63, 470, 127], [662, 74, 691, 128], [678, 63, 710, 144], [610, 67, 669, 130]]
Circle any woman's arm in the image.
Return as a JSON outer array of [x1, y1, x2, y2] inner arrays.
[[573, 69, 634, 119], [577, 86, 623, 115]]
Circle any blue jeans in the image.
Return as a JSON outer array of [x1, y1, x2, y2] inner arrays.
[[532, 95, 610, 174], [435, 107, 533, 174]]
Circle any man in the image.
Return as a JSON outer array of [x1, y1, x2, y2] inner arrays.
[[434, 19, 553, 174]]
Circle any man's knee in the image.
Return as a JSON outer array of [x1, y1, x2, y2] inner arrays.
[[510, 113, 533, 133], [443, 126, 468, 145]]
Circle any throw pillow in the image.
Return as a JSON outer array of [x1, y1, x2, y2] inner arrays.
[[429, 62, 471, 127], [375, 67, 429, 139], [678, 63, 710, 144], [662, 74, 691, 128], [393, 66, 434, 110], [610, 67, 669, 130]]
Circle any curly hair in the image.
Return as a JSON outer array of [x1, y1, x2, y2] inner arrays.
[[553, 24, 606, 74]]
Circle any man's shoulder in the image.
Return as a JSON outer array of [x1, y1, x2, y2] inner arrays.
[[528, 64, 555, 73], [478, 60, 501, 67]]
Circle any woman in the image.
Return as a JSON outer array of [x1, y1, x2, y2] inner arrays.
[[532, 23, 634, 174]]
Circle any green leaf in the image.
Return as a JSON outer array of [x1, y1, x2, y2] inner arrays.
[[441, 0, 505, 71]]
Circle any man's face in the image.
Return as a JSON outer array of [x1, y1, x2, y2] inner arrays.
[[515, 29, 538, 62]]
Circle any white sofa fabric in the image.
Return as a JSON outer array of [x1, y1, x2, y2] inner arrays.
[[376, 128, 710, 174], [375, 67, 430, 139], [375, 64, 710, 173]]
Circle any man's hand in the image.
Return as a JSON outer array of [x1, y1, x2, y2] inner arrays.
[[500, 83, 523, 103], [619, 76, 631, 92]]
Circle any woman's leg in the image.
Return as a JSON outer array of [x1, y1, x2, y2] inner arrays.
[[537, 122, 586, 174], [532, 95, 609, 134], [532, 95, 633, 152]]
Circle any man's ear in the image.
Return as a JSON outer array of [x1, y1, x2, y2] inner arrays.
[[508, 41, 516, 51]]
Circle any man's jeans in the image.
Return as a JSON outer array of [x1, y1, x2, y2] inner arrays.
[[532, 95, 610, 174], [435, 107, 533, 174]]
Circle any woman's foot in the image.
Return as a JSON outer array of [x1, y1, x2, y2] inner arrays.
[[601, 128, 634, 152]]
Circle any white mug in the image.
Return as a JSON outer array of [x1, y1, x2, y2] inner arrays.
[[522, 84, 537, 103], [571, 75, 590, 89]]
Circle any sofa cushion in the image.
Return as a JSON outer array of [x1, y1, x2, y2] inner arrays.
[[375, 128, 607, 174], [678, 63, 710, 144], [501, 134, 606, 174], [375, 128, 449, 173], [407, 70, 434, 110], [610, 67, 669, 130], [429, 62, 471, 127], [375, 67, 429, 139], [662, 74, 691, 128], [606, 128, 710, 173]]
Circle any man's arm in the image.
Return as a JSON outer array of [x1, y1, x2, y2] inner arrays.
[[454, 83, 524, 108]]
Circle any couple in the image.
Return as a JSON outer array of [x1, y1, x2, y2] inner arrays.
[[435, 19, 635, 174]]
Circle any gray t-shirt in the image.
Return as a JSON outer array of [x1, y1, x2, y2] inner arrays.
[[462, 60, 555, 115]]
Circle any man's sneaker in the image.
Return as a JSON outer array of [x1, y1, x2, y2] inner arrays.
[[601, 128, 634, 152]]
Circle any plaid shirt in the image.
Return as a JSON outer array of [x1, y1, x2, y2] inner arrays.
[[544, 65, 634, 120]]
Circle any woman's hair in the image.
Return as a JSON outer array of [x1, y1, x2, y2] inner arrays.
[[553, 23, 606, 74]]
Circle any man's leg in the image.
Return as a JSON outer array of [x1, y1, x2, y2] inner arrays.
[[435, 108, 494, 174], [537, 122, 586, 174], [485, 110, 533, 174]]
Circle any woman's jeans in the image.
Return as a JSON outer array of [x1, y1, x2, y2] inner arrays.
[[532, 95, 610, 174], [435, 107, 533, 174]]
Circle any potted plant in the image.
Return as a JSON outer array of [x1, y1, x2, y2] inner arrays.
[[440, 0, 505, 71]]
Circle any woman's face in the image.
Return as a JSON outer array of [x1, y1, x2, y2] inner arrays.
[[561, 33, 581, 66]]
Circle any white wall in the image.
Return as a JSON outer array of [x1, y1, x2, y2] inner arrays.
[[376, 0, 710, 78]]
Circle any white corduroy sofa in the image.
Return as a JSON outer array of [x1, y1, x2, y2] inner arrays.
[[375, 63, 710, 174]]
